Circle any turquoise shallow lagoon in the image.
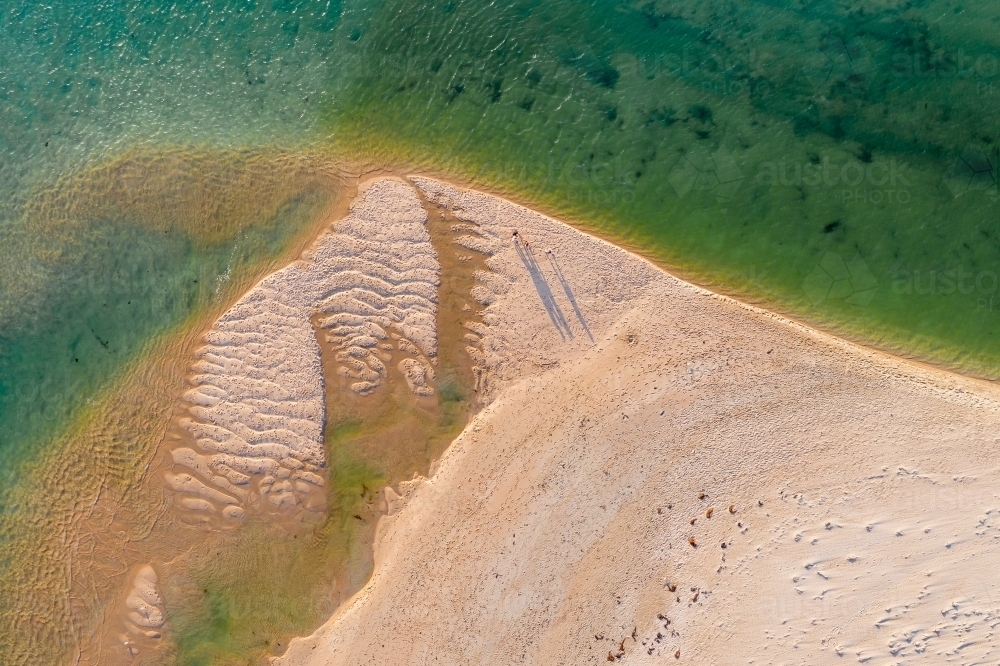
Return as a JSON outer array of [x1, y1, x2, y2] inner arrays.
[[1, 0, 998, 663]]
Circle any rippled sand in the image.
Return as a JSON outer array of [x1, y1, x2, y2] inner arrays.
[[163, 179, 438, 528], [0, 150, 348, 665], [102, 176, 474, 663]]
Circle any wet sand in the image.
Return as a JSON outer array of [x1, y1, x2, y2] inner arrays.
[[159, 178, 438, 530], [275, 178, 1000, 665], [99, 175, 491, 663]]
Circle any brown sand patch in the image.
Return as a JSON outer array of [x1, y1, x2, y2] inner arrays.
[[0, 156, 347, 666], [319, 184, 489, 487]]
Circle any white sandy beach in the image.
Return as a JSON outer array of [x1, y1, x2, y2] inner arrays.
[[266, 177, 1000, 665]]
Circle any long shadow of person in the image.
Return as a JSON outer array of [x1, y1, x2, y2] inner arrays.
[[546, 251, 594, 342], [514, 240, 573, 340]]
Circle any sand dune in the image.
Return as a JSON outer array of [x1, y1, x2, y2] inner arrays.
[[275, 179, 1000, 665], [164, 178, 438, 523]]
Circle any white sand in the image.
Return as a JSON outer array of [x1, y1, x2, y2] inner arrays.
[[165, 178, 439, 521], [274, 178, 1000, 665]]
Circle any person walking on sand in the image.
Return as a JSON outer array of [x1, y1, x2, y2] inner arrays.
[[512, 229, 519, 242]]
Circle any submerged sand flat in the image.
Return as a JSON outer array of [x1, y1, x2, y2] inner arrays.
[[274, 178, 1000, 665]]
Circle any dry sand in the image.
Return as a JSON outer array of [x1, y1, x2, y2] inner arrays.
[[272, 178, 1000, 665]]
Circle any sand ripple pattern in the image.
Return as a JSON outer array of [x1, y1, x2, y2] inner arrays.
[[311, 180, 439, 396], [119, 565, 165, 658], [168, 179, 437, 521]]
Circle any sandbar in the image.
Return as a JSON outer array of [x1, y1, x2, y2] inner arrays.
[[272, 177, 1000, 665]]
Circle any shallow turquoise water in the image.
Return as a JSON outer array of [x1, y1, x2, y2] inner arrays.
[[0, 0, 341, 196], [1, 0, 999, 663], [0, 0, 347, 475]]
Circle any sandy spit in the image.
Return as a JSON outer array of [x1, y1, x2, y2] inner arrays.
[[272, 177, 1000, 665]]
